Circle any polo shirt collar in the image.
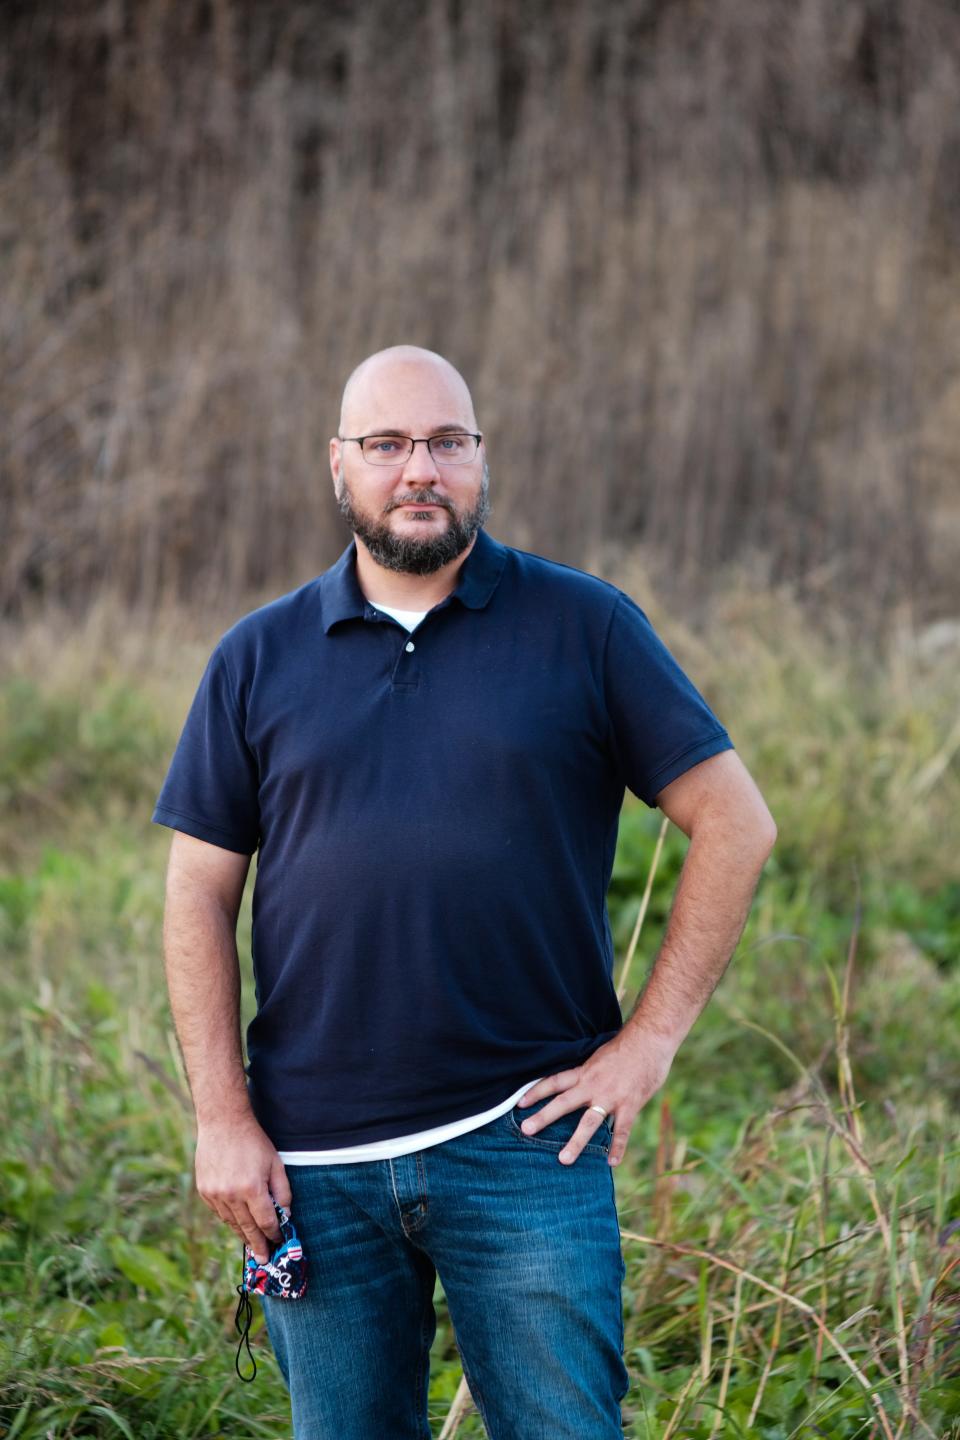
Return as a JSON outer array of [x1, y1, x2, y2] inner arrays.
[[320, 526, 507, 634]]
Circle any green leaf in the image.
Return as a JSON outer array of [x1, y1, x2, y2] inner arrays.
[[110, 1237, 188, 1297], [85, 979, 119, 1020], [96, 1321, 130, 1349], [84, 1403, 137, 1438]]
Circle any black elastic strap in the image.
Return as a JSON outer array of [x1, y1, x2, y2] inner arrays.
[[234, 1283, 257, 1382]]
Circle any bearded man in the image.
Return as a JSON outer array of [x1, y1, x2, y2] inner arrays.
[[153, 344, 777, 1439]]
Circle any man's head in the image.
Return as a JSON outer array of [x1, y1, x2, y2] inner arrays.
[[329, 346, 490, 576]]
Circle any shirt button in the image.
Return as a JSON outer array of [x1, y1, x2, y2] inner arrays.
[[405, 640, 415, 652]]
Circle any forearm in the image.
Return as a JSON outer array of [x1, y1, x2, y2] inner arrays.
[[162, 884, 253, 1127], [158, 835, 286, 1259], [518, 756, 777, 1167], [622, 814, 774, 1055]]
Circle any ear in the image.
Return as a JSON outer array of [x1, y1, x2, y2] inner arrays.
[[329, 435, 342, 492]]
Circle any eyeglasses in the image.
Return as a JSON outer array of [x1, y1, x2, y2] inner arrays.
[[339, 433, 482, 466]]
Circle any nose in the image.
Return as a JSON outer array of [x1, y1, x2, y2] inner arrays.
[[400, 439, 442, 484]]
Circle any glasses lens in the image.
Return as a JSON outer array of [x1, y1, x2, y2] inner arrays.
[[427, 434, 478, 464], [361, 437, 414, 464], [359, 435, 478, 464]]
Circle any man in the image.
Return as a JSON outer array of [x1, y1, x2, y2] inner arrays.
[[153, 345, 777, 1439]]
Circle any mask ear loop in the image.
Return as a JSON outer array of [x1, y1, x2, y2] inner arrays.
[[235, 1245, 257, 1382]]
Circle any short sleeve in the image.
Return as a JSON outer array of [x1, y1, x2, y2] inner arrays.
[[151, 642, 261, 854], [603, 593, 734, 807]]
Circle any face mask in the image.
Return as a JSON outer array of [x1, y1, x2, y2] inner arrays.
[[234, 1199, 308, 1381]]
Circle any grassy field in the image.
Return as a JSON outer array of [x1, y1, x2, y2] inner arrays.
[[1, 585, 958, 1438]]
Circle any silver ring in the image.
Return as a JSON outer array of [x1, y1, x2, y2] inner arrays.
[[588, 1104, 608, 1118]]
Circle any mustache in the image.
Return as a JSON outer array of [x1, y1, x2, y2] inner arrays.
[[386, 492, 453, 512]]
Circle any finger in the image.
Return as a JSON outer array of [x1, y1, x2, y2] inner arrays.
[[226, 1201, 273, 1263], [208, 1201, 245, 1247], [515, 1068, 582, 1109], [519, 1091, 588, 1135], [250, 1185, 284, 1245], [198, 1176, 276, 1256], [201, 1193, 247, 1243], [270, 1156, 293, 1213], [213, 1205, 256, 1254], [557, 1111, 609, 1166], [607, 1115, 634, 1168]]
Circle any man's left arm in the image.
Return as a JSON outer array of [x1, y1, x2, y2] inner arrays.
[[515, 749, 777, 1165]]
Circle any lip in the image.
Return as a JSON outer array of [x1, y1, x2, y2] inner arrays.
[[396, 503, 445, 510]]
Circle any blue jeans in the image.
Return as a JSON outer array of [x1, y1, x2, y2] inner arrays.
[[261, 1095, 629, 1438]]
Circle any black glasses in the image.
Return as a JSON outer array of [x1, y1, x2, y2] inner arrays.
[[339, 433, 482, 466]]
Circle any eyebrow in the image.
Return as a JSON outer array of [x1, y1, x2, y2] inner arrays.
[[362, 423, 474, 437]]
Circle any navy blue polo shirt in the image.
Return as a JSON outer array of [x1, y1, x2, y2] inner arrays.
[[152, 528, 734, 1148]]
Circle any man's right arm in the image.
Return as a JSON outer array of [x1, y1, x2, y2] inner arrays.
[[162, 830, 291, 1263]]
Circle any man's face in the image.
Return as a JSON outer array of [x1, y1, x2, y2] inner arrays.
[[330, 358, 490, 576]]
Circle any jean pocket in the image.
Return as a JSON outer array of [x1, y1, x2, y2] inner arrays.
[[508, 1098, 613, 1156]]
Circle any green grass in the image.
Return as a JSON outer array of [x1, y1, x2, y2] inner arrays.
[[1, 597, 958, 1438]]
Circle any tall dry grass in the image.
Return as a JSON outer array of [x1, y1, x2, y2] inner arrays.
[[1, 590, 959, 1436], [2, 0, 960, 634]]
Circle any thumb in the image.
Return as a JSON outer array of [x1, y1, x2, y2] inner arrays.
[[270, 1154, 293, 1212]]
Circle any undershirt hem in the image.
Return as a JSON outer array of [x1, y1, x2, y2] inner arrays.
[[278, 1076, 545, 1165]]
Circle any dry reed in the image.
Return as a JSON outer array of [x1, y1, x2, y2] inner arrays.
[[2, 1, 960, 638]]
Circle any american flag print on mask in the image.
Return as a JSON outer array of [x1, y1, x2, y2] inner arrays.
[[234, 1199, 307, 1381]]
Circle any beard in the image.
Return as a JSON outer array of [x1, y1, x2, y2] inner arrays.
[[335, 461, 492, 575]]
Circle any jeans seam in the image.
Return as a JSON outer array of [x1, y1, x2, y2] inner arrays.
[[388, 1157, 404, 1225], [415, 1149, 428, 1213], [610, 1164, 626, 1359], [391, 1155, 429, 1236], [457, 1349, 494, 1438], [413, 1264, 434, 1435]]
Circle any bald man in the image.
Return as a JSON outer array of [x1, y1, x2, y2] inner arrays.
[[154, 346, 776, 1438]]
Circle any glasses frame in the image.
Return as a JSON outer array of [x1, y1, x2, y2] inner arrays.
[[339, 432, 483, 466]]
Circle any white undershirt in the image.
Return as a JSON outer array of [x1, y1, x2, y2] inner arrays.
[[278, 1077, 545, 1165], [372, 603, 430, 630], [279, 602, 543, 1165]]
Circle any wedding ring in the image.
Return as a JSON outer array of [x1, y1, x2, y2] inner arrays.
[[588, 1104, 608, 1118]]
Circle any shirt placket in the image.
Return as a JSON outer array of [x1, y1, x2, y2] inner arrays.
[[364, 604, 424, 693]]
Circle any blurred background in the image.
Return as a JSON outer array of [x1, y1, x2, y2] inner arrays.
[[3, 0, 960, 629], [2, 3, 959, 1437]]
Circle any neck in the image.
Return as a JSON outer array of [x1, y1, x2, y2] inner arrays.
[[353, 534, 478, 610]]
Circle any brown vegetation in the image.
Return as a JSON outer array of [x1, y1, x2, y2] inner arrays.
[[2, 0, 959, 634]]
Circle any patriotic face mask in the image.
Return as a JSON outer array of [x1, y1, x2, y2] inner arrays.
[[234, 1199, 307, 1381]]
